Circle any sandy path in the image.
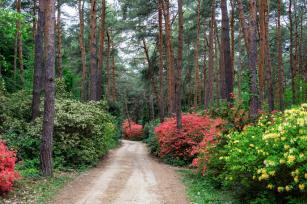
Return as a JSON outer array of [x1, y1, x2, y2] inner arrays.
[[50, 140, 189, 204]]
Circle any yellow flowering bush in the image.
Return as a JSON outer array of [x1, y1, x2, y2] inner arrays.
[[221, 104, 307, 195]]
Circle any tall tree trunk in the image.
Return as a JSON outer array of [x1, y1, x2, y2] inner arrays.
[[263, 0, 274, 111], [13, 33, 17, 80], [237, 29, 243, 99], [97, 0, 106, 100], [56, 0, 62, 78], [237, 0, 250, 52], [205, 0, 215, 108], [230, 0, 235, 75], [111, 55, 116, 101], [33, 0, 37, 40], [258, 0, 266, 105], [31, 0, 45, 120], [248, 0, 260, 119], [16, 0, 24, 85], [203, 19, 208, 107], [79, 0, 87, 100], [293, 2, 299, 103], [106, 30, 111, 100], [276, 0, 284, 110], [221, 0, 233, 102], [193, 0, 201, 107], [158, 0, 165, 122], [40, 0, 56, 177], [89, 0, 97, 101], [162, 0, 175, 114], [176, 0, 183, 128], [289, 0, 296, 104]]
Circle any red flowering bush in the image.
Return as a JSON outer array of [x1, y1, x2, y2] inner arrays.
[[0, 141, 20, 194], [122, 119, 143, 140], [154, 114, 223, 164]]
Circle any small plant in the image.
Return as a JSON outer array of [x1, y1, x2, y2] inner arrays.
[[122, 119, 143, 140], [0, 141, 20, 194]]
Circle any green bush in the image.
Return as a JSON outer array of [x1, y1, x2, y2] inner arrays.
[[143, 119, 160, 156], [219, 104, 307, 202]]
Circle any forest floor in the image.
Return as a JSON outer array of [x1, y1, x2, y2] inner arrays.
[[49, 140, 189, 204]]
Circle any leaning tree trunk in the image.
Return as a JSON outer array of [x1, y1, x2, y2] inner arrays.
[[89, 0, 97, 101], [31, 0, 45, 120], [97, 0, 106, 100], [40, 0, 56, 177]]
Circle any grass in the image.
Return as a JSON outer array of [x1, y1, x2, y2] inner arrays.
[[179, 169, 238, 204], [0, 170, 78, 204]]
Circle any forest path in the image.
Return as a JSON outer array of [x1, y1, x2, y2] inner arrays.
[[50, 140, 189, 204]]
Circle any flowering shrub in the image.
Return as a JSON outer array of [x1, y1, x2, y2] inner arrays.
[[154, 114, 223, 164], [221, 104, 307, 195], [0, 141, 20, 194], [122, 120, 143, 140]]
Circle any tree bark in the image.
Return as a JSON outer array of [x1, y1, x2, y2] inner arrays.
[[89, 0, 97, 101], [221, 0, 233, 102], [203, 19, 208, 108], [237, 0, 250, 52], [289, 0, 296, 104], [193, 0, 201, 107], [56, 0, 62, 78], [106, 30, 111, 100], [40, 0, 56, 177], [33, 0, 37, 40], [16, 0, 24, 85], [158, 0, 165, 122], [97, 0, 106, 100], [176, 0, 183, 128], [162, 0, 175, 114], [79, 0, 87, 100], [258, 0, 266, 104], [248, 0, 260, 119], [230, 0, 235, 77], [276, 0, 284, 110], [31, 0, 45, 120], [205, 0, 215, 108], [111, 54, 116, 101]]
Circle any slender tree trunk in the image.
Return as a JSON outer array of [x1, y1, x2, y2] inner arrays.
[[248, 0, 260, 119], [176, 0, 183, 128], [56, 0, 62, 78], [14, 33, 17, 80], [111, 55, 116, 101], [289, 0, 296, 104], [31, 0, 45, 120], [203, 19, 207, 107], [193, 0, 201, 107], [215, 27, 221, 102], [79, 0, 87, 100], [205, 0, 215, 108], [221, 0, 233, 102], [237, 0, 250, 52], [16, 0, 24, 85], [162, 0, 175, 114], [230, 0, 235, 76], [237, 29, 243, 99], [263, 0, 274, 111], [33, 0, 37, 40], [97, 0, 106, 100], [276, 0, 284, 110], [158, 0, 165, 122], [89, 0, 97, 101], [106, 30, 111, 100], [40, 0, 56, 177], [293, 2, 299, 103], [258, 0, 266, 105]]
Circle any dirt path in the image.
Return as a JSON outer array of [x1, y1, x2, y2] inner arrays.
[[50, 140, 189, 204]]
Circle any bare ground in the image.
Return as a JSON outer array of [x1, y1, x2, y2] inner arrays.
[[50, 140, 189, 204]]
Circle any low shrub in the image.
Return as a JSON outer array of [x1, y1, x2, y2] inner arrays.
[[0, 141, 20, 194], [154, 114, 223, 165], [219, 104, 307, 201], [122, 119, 143, 140], [144, 119, 160, 156]]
